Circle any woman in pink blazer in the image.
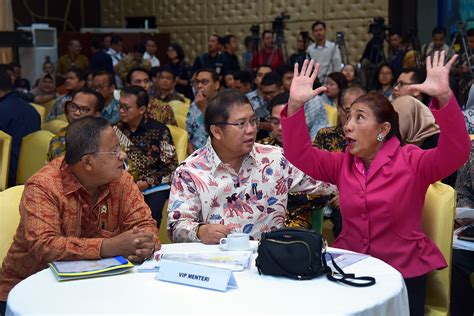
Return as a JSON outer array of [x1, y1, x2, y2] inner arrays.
[[280, 52, 470, 316]]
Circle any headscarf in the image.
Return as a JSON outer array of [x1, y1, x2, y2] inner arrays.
[[392, 95, 439, 146], [31, 73, 56, 96]]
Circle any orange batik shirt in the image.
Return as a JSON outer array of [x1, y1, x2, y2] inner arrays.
[[0, 157, 159, 301]]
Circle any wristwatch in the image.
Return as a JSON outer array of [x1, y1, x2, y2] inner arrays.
[[145, 177, 155, 187]]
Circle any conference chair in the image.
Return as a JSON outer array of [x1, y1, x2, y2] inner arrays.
[[56, 114, 68, 122], [183, 97, 191, 106], [30, 103, 46, 123], [175, 114, 186, 130], [167, 125, 188, 164], [40, 98, 56, 117], [422, 181, 456, 316], [169, 100, 190, 117], [0, 131, 12, 191], [41, 119, 68, 135], [16, 130, 55, 184], [324, 103, 338, 127], [0, 185, 24, 262], [159, 200, 172, 244]]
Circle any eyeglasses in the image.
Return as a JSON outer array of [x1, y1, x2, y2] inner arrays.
[[213, 117, 260, 130], [81, 148, 122, 160], [94, 84, 111, 91], [191, 79, 211, 86], [66, 101, 92, 115], [268, 117, 280, 126], [119, 103, 131, 112], [393, 81, 415, 89]]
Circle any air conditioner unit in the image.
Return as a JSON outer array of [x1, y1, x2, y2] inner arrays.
[[18, 25, 58, 84]]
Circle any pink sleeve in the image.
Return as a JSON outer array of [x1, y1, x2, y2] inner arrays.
[[280, 104, 343, 185]]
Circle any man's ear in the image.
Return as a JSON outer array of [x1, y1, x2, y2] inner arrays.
[[82, 155, 94, 172], [139, 105, 147, 115], [210, 124, 223, 140]]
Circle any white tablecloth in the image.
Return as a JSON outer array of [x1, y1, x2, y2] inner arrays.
[[6, 242, 409, 316]]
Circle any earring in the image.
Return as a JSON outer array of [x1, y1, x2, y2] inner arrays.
[[376, 133, 385, 142]]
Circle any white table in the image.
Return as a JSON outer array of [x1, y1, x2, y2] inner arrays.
[[6, 242, 409, 316]]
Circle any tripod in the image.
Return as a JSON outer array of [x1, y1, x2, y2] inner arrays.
[[449, 22, 473, 76], [271, 28, 288, 64], [449, 21, 473, 107]]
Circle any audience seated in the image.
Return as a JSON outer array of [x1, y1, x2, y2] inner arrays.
[[193, 34, 223, 75], [341, 64, 360, 87], [31, 73, 56, 105], [322, 72, 348, 107], [47, 87, 104, 161], [374, 63, 394, 100], [143, 39, 160, 67], [451, 144, 474, 316], [233, 70, 253, 94], [92, 70, 120, 124], [167, 89, 334, 243], [115, 44, 151, 86], [281, 54, 469, 316], [56, 39, 89, 80], [276, 64, 294, 92], [125, 67, 176, 126], [0, 116, 159, 308], [0, 67, 41, 187], [154, 66, 186, 103], [186, 68, 220, 153], [89, 38, 114, 74], [11, 63, 30, 93], [46, 67, 86, 122], [392, 68, 427, 103], [114, 86, 178, 226], [164, 43, 193, 99]]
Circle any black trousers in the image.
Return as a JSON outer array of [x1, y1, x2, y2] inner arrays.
[[404, 274, 427, 316], [0, 301, 6, 316], [451, 249, 474, 316], [144, 189, 170, 228]]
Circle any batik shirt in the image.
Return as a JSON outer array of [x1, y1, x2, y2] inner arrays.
[[167, 140, 336, 242], [146, 98, 177, 126], [304, 96, 329, 139], [154, 90, 186, 103], [313, 126, 347, 153], [186, 102, 208, 150], [46, 94, 71, 121], [114, 118, 178, 187], [101, 98, 120, 125], [47, 127, 66, 161]]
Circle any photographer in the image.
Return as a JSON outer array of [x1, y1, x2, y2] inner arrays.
[[251, 30, 284, 70], [306, 20, 342, 83]]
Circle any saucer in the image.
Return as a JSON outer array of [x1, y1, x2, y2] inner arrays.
[[218, 243, 258, 252]]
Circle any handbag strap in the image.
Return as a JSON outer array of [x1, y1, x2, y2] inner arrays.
[[323, 252, 376, 287]]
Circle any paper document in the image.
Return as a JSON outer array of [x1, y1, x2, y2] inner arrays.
[[325, 252, 369, 270], [455, 207, 474, 220]]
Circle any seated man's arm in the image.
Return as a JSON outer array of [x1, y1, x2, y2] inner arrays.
[[286, 159, 338, 197]]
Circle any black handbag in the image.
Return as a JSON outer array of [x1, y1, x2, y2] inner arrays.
[[255, 228, 376, 287]]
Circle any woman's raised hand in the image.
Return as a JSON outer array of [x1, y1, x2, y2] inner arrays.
[[407, 50, 458, 106], [287, 59, 327, 116]]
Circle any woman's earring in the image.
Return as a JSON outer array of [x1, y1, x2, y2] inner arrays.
[[376, 133, 385, 142]]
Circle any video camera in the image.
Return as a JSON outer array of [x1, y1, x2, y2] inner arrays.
[[368, 17, 390, 37], [250, 24, 260, 39], [272, 12, 290, 35]]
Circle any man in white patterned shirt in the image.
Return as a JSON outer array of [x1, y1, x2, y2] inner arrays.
[[167, 90, 335, 243]]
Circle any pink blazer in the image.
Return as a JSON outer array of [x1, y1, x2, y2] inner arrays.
[[280, 95, 470, 278]]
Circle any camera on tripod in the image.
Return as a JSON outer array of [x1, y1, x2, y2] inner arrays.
[[250, 24, 260, 39], [369, 17, 390, 38], [272, 12, 290, 35]]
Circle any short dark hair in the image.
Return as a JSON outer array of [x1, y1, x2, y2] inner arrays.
[[276, 64, 293, 76], [432, 26, 447, 37], [205, 90, 251, 137], [327, 72, 348, 91], [261, 72, 282, 87], [222, 34, 236, 47], [92, 70, 115, 86], [133, 43, 146, 55], [256, 64, 272, 74], [121, 85, 149, 109], [70, 87, 105, 113], [468, 28, 474, 37], [149, 66, 161, 79], [196, 68, 219, 82], [234, 71, 253, 85], [169, 42, 185, 61], [67, 67, 86, 82], [339, 86, 366, 108], [312, 20, 326, 31], [126, 67, 149, 85], [0, 66, 13, 91], [111, 35, 123, 45], [268, 92, 289, 113], [90, 38, 102, 50], [65, 116, 110, 165], [353, 91, 400, 141], [159, 65, 176, 80], [262, 30, 273, 39], [400, 67, 426, 84]]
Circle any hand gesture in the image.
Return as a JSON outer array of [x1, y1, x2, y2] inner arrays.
[[288, 59, 327, 116], [407, 51, 458, 106], [197, 224, 231, 244], [100, 227, 157, 263]]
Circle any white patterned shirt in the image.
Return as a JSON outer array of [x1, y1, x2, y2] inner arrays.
[[167, 140, 335, 242]]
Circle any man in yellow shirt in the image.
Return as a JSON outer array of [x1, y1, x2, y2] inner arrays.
[[56, 39, 89, 80]]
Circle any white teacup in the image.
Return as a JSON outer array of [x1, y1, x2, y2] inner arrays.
[[219, 233, 250, 251]]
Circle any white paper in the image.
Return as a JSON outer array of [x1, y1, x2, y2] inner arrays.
[[455, 207, 474, 219]]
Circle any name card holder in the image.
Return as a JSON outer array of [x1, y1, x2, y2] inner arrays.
[[156, 259, 238, 292]]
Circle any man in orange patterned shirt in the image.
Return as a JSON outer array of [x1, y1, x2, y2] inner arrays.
[[0, 116, 159, 309]]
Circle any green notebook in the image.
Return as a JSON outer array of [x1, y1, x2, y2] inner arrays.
[[49, 256, 134, 281]]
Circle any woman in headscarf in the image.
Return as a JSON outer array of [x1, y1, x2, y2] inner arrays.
[[31, 73, 56, 104]]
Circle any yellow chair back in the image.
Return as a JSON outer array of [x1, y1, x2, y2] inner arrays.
[[56, 114, 68, 122], [0, 185, 24, 263], [183, 97, 191, 106], [0, 131, 12, 191], [30, 103, 46, 123], [167, 125, 188, 164], [169, 100, 190, 117], [159, 200, 172, 244], [16, 130, 55, 184], [41, 98, 56, 117], [42, 119, 68, 135], [175, 114, 186, 130], [324, 103, 338, 127], [422, 181, 456, 316]]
